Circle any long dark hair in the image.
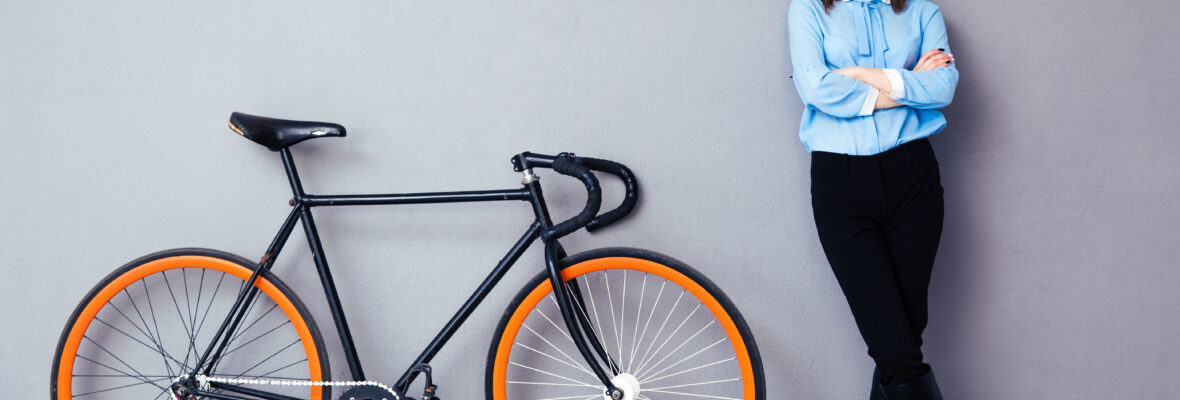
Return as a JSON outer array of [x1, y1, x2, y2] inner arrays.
[[823, 0, 906, 13]]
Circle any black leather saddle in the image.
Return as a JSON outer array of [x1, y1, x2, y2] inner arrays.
[[228, 112, 346, 151]]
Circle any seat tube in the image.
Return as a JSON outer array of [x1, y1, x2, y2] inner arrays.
[[280, 148, 307, 198]]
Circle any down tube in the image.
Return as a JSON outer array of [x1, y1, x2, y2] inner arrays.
[[393, 220, 543, 393]]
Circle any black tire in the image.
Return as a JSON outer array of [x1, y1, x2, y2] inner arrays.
[[51, 248, 331, 400], [486, 247, 765, 400]]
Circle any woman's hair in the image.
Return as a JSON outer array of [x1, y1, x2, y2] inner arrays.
[[823, 0, 906, 13]]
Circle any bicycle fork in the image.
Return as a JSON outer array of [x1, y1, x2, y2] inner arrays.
[[544, 241, 626, 400]]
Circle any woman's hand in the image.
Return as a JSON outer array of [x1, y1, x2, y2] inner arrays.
[[912, 49, 954, 71], [830, 49, 955, 112], [831, 66, 902, 111]]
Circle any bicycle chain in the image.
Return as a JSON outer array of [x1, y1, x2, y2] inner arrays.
[[183, 374, 401, 400]]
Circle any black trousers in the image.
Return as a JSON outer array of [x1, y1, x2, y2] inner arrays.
[[809, 138, 944, 386]]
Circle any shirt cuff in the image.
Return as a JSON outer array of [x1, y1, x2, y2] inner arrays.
[[857, 86, 879, 116], [883, 68, 905, 99]]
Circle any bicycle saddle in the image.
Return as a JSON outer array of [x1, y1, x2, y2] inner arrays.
[[228, 112, 346, 151]]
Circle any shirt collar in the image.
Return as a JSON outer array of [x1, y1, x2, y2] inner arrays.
[[839, 0, 892, 4]]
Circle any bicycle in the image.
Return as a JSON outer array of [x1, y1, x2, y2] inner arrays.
[[52, 112, 765, 400]]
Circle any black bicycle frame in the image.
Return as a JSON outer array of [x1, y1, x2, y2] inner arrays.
[[185, 148, 622, 399]]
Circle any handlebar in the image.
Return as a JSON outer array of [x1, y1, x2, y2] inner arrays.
[[576, 157, 638, 232], [542, 157, 601, 241], [512, 152, 641, 241]]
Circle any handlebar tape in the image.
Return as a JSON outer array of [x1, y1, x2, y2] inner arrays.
[[578, 157, 639, 232], [541, 157, 602, 241]]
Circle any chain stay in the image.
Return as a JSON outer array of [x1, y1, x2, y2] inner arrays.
[[191, 375, 401, 400]]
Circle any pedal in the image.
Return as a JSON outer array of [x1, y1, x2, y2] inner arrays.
[[421, 383, 440, 400], [411, 363, 440, 400]]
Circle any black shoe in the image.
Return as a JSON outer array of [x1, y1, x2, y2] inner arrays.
[[878, 368, 943, 400], [869, 367, 885, 400]]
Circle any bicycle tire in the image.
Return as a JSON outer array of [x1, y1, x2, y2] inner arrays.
[[486, 247, 765, 400], [51, 248, 331, 400]]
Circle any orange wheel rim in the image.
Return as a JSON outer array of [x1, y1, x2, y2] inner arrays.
[[55, 255, 324, 400], [491, 257, 756, 399]]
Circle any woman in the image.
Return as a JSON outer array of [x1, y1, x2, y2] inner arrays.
[[787, 0, 958, 399]]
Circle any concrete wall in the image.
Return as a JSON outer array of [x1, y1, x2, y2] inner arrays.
[[2, 0, 1177, 398]]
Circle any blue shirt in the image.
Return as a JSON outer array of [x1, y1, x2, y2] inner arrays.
[[788, 0, 959, 155]]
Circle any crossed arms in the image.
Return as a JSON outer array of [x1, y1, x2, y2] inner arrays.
[[788, 0, 959, 118]]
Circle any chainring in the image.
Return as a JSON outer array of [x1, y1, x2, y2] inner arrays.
[[337, 384, 401, 400]]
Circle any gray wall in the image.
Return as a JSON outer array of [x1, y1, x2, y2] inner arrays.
[[2, 0, 1177, 398]]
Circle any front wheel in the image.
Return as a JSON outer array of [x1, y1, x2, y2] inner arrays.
[[487, 248, 765, 400]]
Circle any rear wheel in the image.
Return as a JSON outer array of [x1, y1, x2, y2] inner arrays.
[[487, 248, 765, 400], [51, 248, 330, 400]]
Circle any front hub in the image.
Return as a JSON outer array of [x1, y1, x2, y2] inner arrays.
[[605, 373, 641, 400]]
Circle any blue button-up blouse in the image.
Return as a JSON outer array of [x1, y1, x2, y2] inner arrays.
[[788, 0, 958, 155]]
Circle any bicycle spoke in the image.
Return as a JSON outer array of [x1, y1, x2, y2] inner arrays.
[[634, 291, 686, 374], [501, 264, 749, 400], [639, 334, 724, 382], [526, 304, 599, 377], [642, 388, 739, 400], [195, 271, 229, 334], [109, 293, 183, 374], [508, 381, 597, 388], [564, 281, 615, 373], [627, 273, 647, 372], [582, 273, 609, 365], [72, 374, 174, 378], [89, 316, 189, 370], [82, 336, 162, 385], [515, 342, 594, 377], [631, 280, 666, 375], [191, 268, 207, 331], [180, 269, 206, 369], [209, 281, 266, 374], [634, 303, 701, 375], [74, 352, 162, 389], [521, 323, 595, 378], [160, 270, 199, 364], [141, 278, 178, 376], [577, 275, 618, 375], [619, 270, 627, 371], [182, 268, 195, 339], [61, 260, 321, 400], [226, 293, 270, 346], [532, 393, 605, 400], [220, 320, 292, 358], [509, 361, 598, 388], [541, 296, 577, 344], [72, 376, 173, 397], [642, 357, 735, 386], [605, 271, 622, 367], [108, 297, 160, 352], [191, 271, 229, 365], [229, 338, 301, 379], [643, 378, 739, 392], [254, 358, 309, 379], [636, 320, 716, 379]]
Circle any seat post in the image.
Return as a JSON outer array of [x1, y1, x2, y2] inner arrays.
[[279, 148, 307, 198]]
